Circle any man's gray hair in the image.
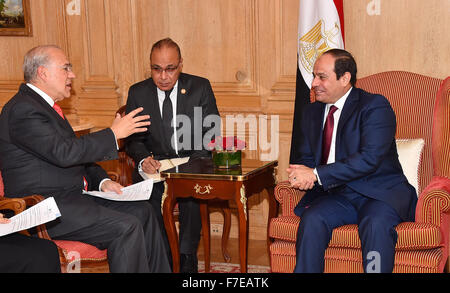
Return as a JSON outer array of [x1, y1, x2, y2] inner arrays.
[[23, 45, 61, 83]]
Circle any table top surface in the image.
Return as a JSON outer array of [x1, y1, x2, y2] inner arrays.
[[160, 157, 278, 181]]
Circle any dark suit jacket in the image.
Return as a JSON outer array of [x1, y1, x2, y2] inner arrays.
[[0, 84, 118, 234], [125, 72, 220, 180], [293, 87, 417, 221]]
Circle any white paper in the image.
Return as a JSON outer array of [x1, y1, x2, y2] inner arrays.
[[0, 197, 61, 237], [140, 157, 190, 182], [83, 179, 154, 201]]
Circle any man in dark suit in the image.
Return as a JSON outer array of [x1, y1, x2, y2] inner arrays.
[[125, 38, 220, 273], [0, 45, 171, 273], [0, 213, 61, 273], [288, 49, 417, 273]]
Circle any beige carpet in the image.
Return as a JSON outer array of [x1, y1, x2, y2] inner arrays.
[[198, 261, 271, 273]]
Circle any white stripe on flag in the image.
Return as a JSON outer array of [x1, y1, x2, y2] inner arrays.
[[298, 0, 344, 89]]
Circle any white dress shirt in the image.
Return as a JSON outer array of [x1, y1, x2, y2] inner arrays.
[[314, 87, 353, 185], [138, 81, 180, 173]]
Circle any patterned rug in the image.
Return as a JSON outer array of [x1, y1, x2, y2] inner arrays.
[[198, 261, 271, 273]]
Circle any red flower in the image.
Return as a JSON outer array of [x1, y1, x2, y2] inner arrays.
[[208, 136, 246, 151]]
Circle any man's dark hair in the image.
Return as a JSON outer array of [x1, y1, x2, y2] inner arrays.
[[150, 38, 182, 61], [323, 49, 357, 86]]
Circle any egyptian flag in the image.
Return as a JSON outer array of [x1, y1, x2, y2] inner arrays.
[[289, 0, 345, 163]]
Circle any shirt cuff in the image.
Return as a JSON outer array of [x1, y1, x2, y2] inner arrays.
[[313, 168, 322, 185], [138, 158, 145, 172], [99, 178, 112, 191]]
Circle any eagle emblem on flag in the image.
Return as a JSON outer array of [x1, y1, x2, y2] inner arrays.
[[299, 19, 342, 74]]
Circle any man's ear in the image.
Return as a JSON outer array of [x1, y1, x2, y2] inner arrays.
[[36, 66, 48, 81], [340, 72, 351, 86]]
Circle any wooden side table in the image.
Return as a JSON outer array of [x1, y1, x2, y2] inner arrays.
[[160, 158, 278, 273]]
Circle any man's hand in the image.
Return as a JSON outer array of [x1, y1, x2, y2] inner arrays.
[[101, 179, 124, 195], [110, 107, 151, 139], [142, 156, 161, 174], [286, 164, 317, 190], [0, 213, 10, 224]]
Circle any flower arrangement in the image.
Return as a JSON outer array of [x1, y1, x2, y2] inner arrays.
[[207, 136, 246, 151], [208, 136, 246, 168]]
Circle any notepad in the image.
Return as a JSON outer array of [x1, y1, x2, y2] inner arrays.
[[139, 157, 190, 182]]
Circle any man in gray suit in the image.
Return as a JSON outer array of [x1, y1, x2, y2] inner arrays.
[[0, 45, 171, 273]]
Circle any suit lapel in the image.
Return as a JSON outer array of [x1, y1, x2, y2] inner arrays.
[[335, 88, 359, 155], [310, 102, 326, 165], [336, 88, 359, 136], [176, 73, 187, 117], [21, 84, 75, 134]]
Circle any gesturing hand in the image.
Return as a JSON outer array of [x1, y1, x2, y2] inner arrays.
[[110, 107, 151, 139]]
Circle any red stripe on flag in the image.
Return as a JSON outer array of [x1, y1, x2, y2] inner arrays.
[[333, 0, 345, 45]]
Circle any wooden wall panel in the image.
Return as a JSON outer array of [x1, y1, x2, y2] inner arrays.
[[0, 0, 448, 241], [344, 0, 450, 80]]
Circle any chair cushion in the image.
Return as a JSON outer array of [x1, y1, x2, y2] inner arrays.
[[396, 138, 425, 196], [270, 218, 442, 250], [53, 240, 107, 262]]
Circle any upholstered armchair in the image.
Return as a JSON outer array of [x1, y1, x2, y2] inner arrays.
[[0, 173, 109, 273], [269, 72, 450, 273]]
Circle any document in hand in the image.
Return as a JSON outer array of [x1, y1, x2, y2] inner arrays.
[[83, 179, 154, 201], [140, 157, 190, 182], [0, 197, 61, 237]]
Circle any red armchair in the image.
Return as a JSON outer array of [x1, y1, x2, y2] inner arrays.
[[0, 173, 108, 273], [269, 72, 450, 273]]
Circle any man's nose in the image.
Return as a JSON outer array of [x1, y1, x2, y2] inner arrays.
[[311, 76, 319, 88], [160, 70, 168, 79]]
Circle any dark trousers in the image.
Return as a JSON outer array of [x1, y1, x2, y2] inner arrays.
[[0, 233, 61, 273], [48, 195, 171, 273], [294, 186, 402, 273], [150, 182, 202, 257]]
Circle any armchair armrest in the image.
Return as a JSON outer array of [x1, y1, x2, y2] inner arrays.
[[0, 197, 28, 236], [275, 181, 306, 217], [0, 198, 27, 214], [415, 176, 450, 227]]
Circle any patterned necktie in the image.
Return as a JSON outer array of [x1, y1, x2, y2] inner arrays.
[[321, 105, 338, 165], [162, 89, 175, 152], [53, 103, 65, 119]]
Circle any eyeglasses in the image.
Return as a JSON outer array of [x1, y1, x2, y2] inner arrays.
[[61, 64, 73, 72], [47, 64, 73, 73], [150, 63, 180, 75]]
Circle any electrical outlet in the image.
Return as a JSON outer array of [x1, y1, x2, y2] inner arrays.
[[211, 224, 223, 235]]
